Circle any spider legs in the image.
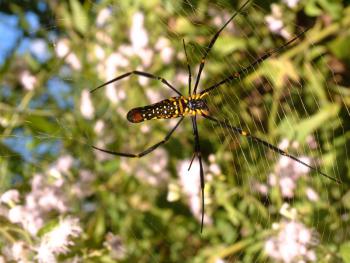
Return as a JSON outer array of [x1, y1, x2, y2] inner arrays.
[[202, 114, 340, 184], [91, 117, 184, 158], [200, 27, 310, 95], [90, 70, 182, 96], [193, 0, 251, 94], [191, 116, 205, 233], [182, 39, 192, 96]]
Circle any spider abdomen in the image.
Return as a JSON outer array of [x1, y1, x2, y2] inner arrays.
[[127, 98, 183, 123], [126, 95, 209, 123]]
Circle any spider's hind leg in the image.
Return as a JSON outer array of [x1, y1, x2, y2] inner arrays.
[[90, 70, 182, 96], [91, 117, 184, 158]]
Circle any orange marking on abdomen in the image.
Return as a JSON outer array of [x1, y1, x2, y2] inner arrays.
[[127, 108, 144, 123]]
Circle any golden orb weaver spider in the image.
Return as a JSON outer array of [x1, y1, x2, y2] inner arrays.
[[90, 0, 340, 232]]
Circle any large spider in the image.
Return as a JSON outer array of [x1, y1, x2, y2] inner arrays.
[[90, 0, 339, 232]]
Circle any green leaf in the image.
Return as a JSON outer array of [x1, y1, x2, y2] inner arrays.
[[70, 0, 88, 34], [263, 58, 299, 88], [340, 242, 350, 263], [304, 0, 323, 17], [295, 103, 340, 141], [280, 103, 340, 141], [37, 218, 59, 237], [213, 36, 246, 56], [318, 0, 342, 19], [342, 191, 350, 210], [329, 34, 350, 61], [26, 115, 58, 134], [174, 17, 196, 34]]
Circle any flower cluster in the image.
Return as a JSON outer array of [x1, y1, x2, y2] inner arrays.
[[265, 204, 317, 262], [268, 139, 316, 198], [170, 155, 222, 225], [265, 4, 291, 39], [35, 217, 82, 263], [0, 155, 83, 262]]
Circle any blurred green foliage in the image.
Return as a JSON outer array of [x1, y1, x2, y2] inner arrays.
[[0, 0, 350, 262]]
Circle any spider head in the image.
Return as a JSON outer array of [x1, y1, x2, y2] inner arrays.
[[188, 98, 209, 112]]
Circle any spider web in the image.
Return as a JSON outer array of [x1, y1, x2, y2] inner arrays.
[[0, 0, 349, 262]]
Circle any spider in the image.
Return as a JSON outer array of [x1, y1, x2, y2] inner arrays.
[[90, 0, 340, 232]]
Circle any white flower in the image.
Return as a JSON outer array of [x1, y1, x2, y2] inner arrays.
[[7, 174, 69, 235], [2, 241, 30, 262], [178, 159, 201, 197], [94, 120, 105, 135], [155, 37, 174, 64], [138, 48, 154, 68], [209, 163, 221, 175], [283, 0, 300, 8], [66, 53, 81, 70], [93, 140, 113, 161], [253, 182, 268, 195], [265, 14, 283, 32], [71, 170, 94, 198], [167, 183, 180, 202], [103, 85, 117, 104], [175, 71, 190, 87], [36, 188, 67, 212], [294, 156, 311, 174], [8, 205, 25, 223], [96, 31, 113, 45], [305, 187, 319, 202], [8, 204, 44, 235], [80, 89, 95, 119], [55, 39, 70, 58], [104, 52, 129, 84], [128, 12, 154, 67], [279, 176, 295, 198], [271, 141, 312, 198], [279, 203, 297, 220], [55, 39, 81, 70], [36, 243, 56, 263], [265, 4, 290, 39], [145, 89, 162, 104], [11, 241, 30, 262], [35, 217, 82, 262], [96, 8, 112, 26], [130, 12, 148, 50], [107, 52, 129, 70], [138, 71, 150, 86], [1, 189, 20, 206], [208, 154, 216, 163], [20, 70, 37, 90], [306, 135, 318, 150], [55, 155, 74, 174], [135, 148, 169, 186], [94, 45, 106, 60], [265, 220, 316, 262], [177, 159, 211, 224], [140, 123, 150, 134], [104, 233, 127, 260], [278, 138, 290, 150], [118, 44, 134, 57]]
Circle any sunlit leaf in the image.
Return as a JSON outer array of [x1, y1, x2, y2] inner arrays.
[[69, 0, 88, 34]]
